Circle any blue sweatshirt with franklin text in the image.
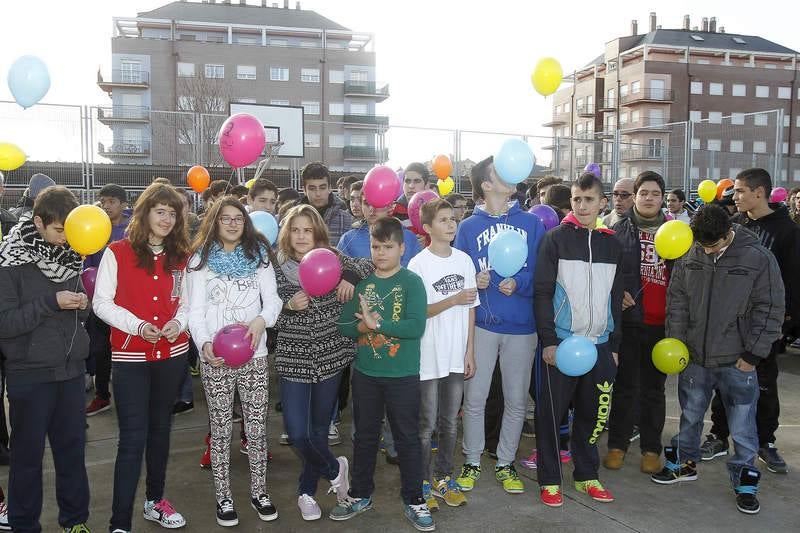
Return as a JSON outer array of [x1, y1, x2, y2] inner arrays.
[[454, 201, 545, 335]]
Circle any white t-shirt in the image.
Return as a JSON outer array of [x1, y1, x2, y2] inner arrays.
[[408, 247, 480, 381]]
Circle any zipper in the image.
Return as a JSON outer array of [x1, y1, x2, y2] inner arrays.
[[702, 262, 716, 365], [586, 229, 594, 336]]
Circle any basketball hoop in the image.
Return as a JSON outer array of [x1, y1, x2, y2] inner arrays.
[[252, 141, 284, 181]]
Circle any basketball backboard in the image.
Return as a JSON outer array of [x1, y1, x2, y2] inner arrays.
[[229, 103, 304, 158]]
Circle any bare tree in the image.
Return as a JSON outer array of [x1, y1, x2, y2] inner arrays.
[[172, 75, 232, 167]]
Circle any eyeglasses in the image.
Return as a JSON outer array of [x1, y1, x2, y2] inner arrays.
[[219, 215, 245, 226], [612, 192, 632, 199]]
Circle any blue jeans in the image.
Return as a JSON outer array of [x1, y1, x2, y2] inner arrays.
[[672, 362, 760, 487], [280, 372, 342, 496]]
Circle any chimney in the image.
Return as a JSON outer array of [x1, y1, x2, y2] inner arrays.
[[709, 17, 717, 32], [295, 1, 300, 8], [239, 0, 246, 5], [649, 12, 656, 32], [683, 15, 690, 30], [719, 26, 725, 33], [631, 19, 638, 36], [702, 17, 709, 32], [283, 0, 288, 7]]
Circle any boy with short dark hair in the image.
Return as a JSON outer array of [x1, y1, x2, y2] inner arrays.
[[247, 178, 279, 215], [300, 162, 353, 246], [533, 173, 623, 507], [336, 217, 433, 531]]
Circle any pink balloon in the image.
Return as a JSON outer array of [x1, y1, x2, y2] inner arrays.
[[298, 248, 342, 297], [363, 165, 401, 208], [81, 267, 97, 300], [218, 113, 266, 168], [770, 186, 787, 203], [212, 324, 255, 368], [408, 190, 440, 233]]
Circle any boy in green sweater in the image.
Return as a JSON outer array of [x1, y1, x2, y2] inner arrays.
[[334, 217, 434, 531]]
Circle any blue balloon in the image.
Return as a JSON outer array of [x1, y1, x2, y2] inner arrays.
[[8, 55, 51, 109], [494, 138, 535, 185], [250, 211, 278, 244], [555, 336, 598, 376], [487, 229, 527, 278]]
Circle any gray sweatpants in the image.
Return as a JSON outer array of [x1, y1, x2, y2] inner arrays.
[[419, 373, 464, 482], [462, 328, 536, 465]]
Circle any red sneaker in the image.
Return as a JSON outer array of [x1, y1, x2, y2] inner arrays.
[[575, 480, 614, 502], [200, 434, 211, 469], [540, 485, 563, 507], [86, 397, 111, 416], [240, 437, 248, 455]]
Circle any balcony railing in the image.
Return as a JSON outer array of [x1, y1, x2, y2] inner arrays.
[[97, 106, 150, 122], [576, 103, 595, 117], [620, 117, 673, 131], [619, 148, 664, 161], [343, 145, 389, 160], [621, 88, 674, 105], [343, 114, 389, 126], [344, 81, 390, 99], [543, 113, 568, 127], [97, 69, 150, 94], [598, 99, 617, 111], [98, 140, 151, 157]]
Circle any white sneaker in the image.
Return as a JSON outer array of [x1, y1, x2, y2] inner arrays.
[[280, 433, 290, 445], [328, 423, 341, 446], [328, 456, 351, 502], [143, 498, 186, 529], [298, 494, 322, 521], [0, 501, 10, 532]]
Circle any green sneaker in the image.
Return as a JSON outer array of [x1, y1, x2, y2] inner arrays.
[[495, 463, 525, 494], [329, 495, 373, 521], [455, 463, 481, 492], [64, 525, 92, 533]]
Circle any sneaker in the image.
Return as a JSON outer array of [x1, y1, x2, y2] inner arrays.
[[329, 494, 373, 521], [216, 499, 238, 527], [172, 401, 193, 416], [403, 499, 436, 532], [86, 397, 111, 416], [111, 530, 129, 533], [189, 362, 200, 377], [521, 420, 535, 438], [63, 525, 91, 533], [575, 479, 614, 502], [328, 456, 350, 502], [758, 443, 788, 474], [521, 450, 538, 469], [0, 501, 9, 531], [328, 423, 341, 446], [559, 449, 572, 464], [735, 467, 761, 514], [422, 481, 439, 512], [251, 494, 278, 521], [651, 447, 698, 485], [240, 437, 248, 455], [790, 338, 800, 349], [280, 433, 290, 446], [298, 494, 321, 521], [629, 425, 641, 442], [700, 434, 728, 461], [143, 498, 186, 528], [540, 485, 563, 507], [485, 449, 498, 460], [200, 434, 211, 469], [433, 477, 466, 507], [455, 464, 481, 492], [495, 464, 525, 494]]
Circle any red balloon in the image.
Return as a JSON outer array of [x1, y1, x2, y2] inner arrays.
[[298, 248, 342, 297], [408, 190, 440, 233], [81, 267, 97, 300], [363, 165, 401, 208], [212, 324, 255, 368]]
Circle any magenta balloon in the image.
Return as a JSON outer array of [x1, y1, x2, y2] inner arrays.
[[770, 186, 787, 203], [81, 267, 97, 300], [298, 248, 342, 297], [408, 190, 440, 233], [218, 113, 266, 168], [212, 324, 255, 368], [363, 165, 401, 208], [529, 204, 560, 230]]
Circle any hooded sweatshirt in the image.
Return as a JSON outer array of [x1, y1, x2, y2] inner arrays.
[[454, 200, 545, 335]]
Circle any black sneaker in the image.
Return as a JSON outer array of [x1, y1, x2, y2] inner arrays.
[[758, 444, 788, 474], [700, 434, 728, 461], [251, 494, 278, 521], [216, 499, 239, 527], [172, 401, 194, 416], [629, 425, 641, 443], [735, 467, 761, 514], [651, 447, 698, 485], [485, 448, 499, 460]]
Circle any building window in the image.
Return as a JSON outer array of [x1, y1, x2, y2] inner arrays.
[[690, 167, 700, 179], [696, 59, 711, 65], [329, 102, 344, 116], [563, 102, 571, 113], [730, 140, 744, 153], [329, 70, 344, 84], [783, 142, 789, 154], [350, 134, 368, 147], [784, 115, 790, 127], [797, 115, 800, 128], [648, 139, 663, 157], [731, 112, 745, 125], [778, 87, 791, 99], [795, 169, 800, 181], [619, 84, 629, 97], [300, 40, 318, 48], [753, 141, 767, 153], [177, 62, 195, 78], [236, 65, 256, 80], [618, 112, 628, 125], [689, 110, 702, 122], [350, 103, 368, 115], [709, 83, 724, 96], [729, 168, 742, 179], [587, 95, 593, 106], [329, 134, 344, 148], [301, 68, 320, 83], [576, 123, 585, 133], [631, 80, 641, 94], [796, 143, 800, 155], [270, 67, 289, 81], [732, 84, 746, 96], [236, 98, 256, 104], [755, 85, 769, 98], [301, 101, 320, 115], [631, 110, 640, 123], [304, 133, 320, 148], [270, 38, 287, 47], [765, 64, 777, 69], [708, 112, 722, 124], [204, 64, 224, 79], [754, 113, 769, 126], [691, 81, 703, 95], [236, 36, 257, 45], [691, 138, 700, 150], [349, 70, 369, 82], [270, 99, 290, 106], [707, 139, 721, 151]]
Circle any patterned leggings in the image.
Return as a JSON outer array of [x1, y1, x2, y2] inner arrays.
[[201, 356, 269, 503]]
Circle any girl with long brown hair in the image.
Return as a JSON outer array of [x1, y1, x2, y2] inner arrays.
[[93, 182, 192, 532]]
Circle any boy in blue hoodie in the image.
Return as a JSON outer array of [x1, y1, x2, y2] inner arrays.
[[454, 156, 545, 494]]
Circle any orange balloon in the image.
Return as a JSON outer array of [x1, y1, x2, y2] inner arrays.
[[716, 178, 733, 200], [187, 165, 210, 193], [432, 154, 452, 181]]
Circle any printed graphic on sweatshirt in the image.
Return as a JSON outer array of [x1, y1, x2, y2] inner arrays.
[[746, 225, 776, 252], [432, 274, 465, 296], [359, 282, 404, 359], [170, 270, 184, 301], [474, 223, 528, 272], [207, 274, 260, 324], [639, 231, 668, 288]]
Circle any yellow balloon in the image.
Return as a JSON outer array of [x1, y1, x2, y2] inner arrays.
[[438, 176, 454, 196], [64, 205, 112, 256], [654, 220, 693, 259], [245, 178, 256, 189], [652, 338, 690, 374], [697, 179, 717, 203], [596, 217, 607, 229], [0, 142, 27, 171], [531, 57, 563, 96]]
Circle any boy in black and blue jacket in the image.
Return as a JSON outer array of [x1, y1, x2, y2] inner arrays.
[[533, 173, 623, 507]]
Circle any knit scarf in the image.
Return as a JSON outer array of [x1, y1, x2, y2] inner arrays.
[[279, 256, 300, 286], [630, 206, 667, 234], [206, 242, 267, 278], [0, 220, 82, 283]]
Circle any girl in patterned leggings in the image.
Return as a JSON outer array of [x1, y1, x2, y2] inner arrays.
[[187, 197, 282, 527]]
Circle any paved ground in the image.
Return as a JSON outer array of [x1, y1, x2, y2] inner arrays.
[[4, 350, 800, 533]]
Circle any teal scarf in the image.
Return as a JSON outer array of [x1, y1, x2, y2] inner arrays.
[[206, 243, 268, 278]]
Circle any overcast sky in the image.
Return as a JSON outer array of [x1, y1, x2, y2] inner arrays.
[[1, 0, 798, 165]]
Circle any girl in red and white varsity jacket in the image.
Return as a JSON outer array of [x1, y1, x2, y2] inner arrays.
[[93, 183, 192, 532]]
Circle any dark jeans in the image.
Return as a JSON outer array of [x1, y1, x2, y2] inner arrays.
[[110, 355, 187, 532], [607, 324, 667, 454], [86, 312, 112, 400], [485, 361, 503, 453], [7, 376, 90, 533], [710, 346, 780, 446], [280, 372, 343, 496], [350, 370, 422, 504]]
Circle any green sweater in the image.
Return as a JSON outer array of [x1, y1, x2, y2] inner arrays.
[[338, 268, 427, 378]]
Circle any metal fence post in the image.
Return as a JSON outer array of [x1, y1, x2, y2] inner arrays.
[[775, 108, 784, 185]]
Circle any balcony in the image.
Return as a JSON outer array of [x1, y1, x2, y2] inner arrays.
[[343, 114, 389, 128], [596, 126, 617, 138], [98, 140, 151, 158], [574, 131, 597, 141], [97, 106, 150, 124], [620, 148, 664, 161], [576, 103, 595, 117], [344, 81, 390, 101], [599, 150, 615, 164], [621, 88, 674, 105], [97, 69, 150, 94], [598, 99, 617, 112], [542, 113, 568, 128], [619, 117, 673, 133], [343, 145, 389, 161]]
